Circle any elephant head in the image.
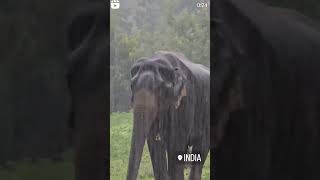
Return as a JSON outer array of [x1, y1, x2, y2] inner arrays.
[[126, 52, 188, 180], [213, 0, 320, 179], [212, 0, 262, 147], [213, 0, 320, 147]]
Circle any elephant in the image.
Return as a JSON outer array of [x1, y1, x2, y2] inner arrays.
[[213, 0, 320, 179], [65, 3, 107, 180], [0, 2, 107, 180], [126, 51, 210, 180]]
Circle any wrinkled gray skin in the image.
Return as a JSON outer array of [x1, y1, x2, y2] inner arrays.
[[212, 0, 320, 148], [213, 0, 320, 179], [65, 3, 107, 180], [126, 51, 210, 180]]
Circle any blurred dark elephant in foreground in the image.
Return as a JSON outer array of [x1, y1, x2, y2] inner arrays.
[[0, 2, 107, 180], [126, 51, 210, 180], [213, 0, 320, 179], [65, 3, 107, 180]]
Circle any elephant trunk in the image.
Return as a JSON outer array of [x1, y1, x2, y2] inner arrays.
[[126, 89, 157, 180], [126, 108, 146, 180]]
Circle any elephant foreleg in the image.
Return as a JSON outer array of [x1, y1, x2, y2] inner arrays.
[[189, 164, 204, 180], [189, 130, 210, 180], [188, 148, 209, 180], [167, 139, 186, 180], [74, 89, 106, 180], [147, 134, 169, 180]]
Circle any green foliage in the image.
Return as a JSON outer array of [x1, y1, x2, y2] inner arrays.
[[110, 0, 210, 112], [110, 112, 210, 180]]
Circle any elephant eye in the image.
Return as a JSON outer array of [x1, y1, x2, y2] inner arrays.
[[131, 66, 140, 77], [158, 67, 174, 81]]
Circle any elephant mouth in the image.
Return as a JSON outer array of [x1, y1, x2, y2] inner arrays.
[[133, 89, 157, 109]]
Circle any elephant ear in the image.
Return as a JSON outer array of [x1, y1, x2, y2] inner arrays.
[[213, 0, 274, 111], [173, 67, 188, 109], [213, 0, 273, 146]]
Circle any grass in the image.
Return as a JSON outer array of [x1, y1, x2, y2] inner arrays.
[[110, 112, 210, 180], [0, 151, 74, 180], [0, 112, 210, 180]]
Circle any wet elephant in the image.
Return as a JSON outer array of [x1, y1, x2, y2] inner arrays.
[[0, 2, 107, 180], [126, 51, 210, 180], [213, 0, 320, 179], [65, 3, 107, 180]]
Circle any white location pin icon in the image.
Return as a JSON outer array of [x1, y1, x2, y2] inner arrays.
[[177, 155, 183, 161]]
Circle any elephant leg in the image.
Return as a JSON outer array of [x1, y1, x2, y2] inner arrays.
[[75, 131, 105, 180], [188, 150, 209, 180], [147, 135, 169, 180], [189, 164, 204, 180], [189, 138, 210, 180], [74, 90, 106, 180], [167, 139, 186, 180]]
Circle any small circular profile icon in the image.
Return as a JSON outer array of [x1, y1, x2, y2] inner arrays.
[[177, 155, 183, 161]]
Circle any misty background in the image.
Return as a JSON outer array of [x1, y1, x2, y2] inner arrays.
[[110, 0, 210, 112], [110, 0, 320, 113]]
